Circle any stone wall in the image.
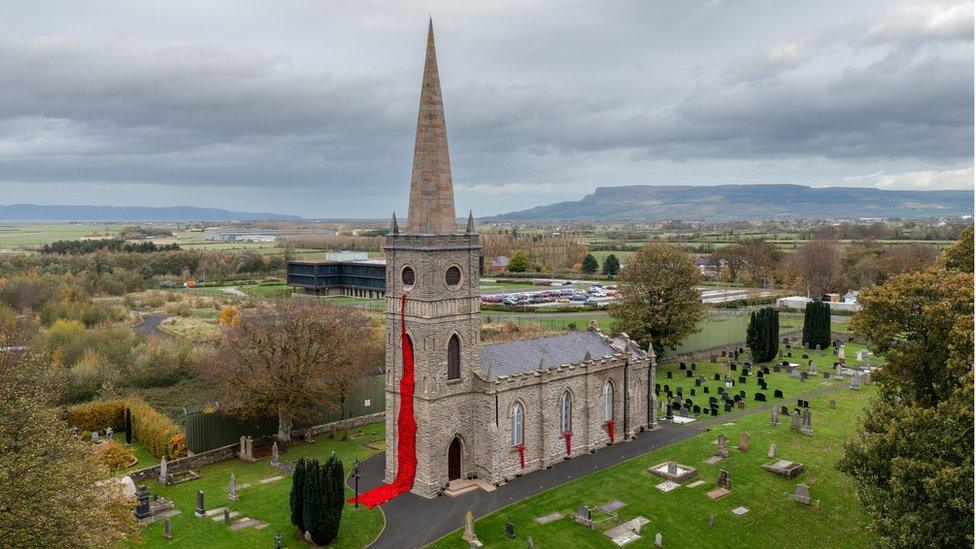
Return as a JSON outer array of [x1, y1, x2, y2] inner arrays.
[[128, 443, 238, 483], [304, 412, 385, 437]]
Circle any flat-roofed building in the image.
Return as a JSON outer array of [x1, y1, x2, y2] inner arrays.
[[286, 259, 386, 298]]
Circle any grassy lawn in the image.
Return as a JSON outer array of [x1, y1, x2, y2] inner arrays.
[[133, 422, 386, 548], [431, 384, 878, 548], [240, 284, 295, 298], [159, 316, 220, 342], [108, 432, 158, 474]]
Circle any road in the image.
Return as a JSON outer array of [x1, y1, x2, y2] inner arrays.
[[352, 382, 850, 548], [133, 313, 170, 338]]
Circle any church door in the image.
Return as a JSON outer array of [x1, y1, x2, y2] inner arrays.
[[448, 436, 462, 481]]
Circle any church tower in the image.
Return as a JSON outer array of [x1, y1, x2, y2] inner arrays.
[[383, 20, 482, 498]]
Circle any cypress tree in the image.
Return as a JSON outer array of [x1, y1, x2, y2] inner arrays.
[[748, 307, 780, 363], [302, 459, 321, 542], [319, 452, 344, 544], [802, 301, 830, 349], [290, 458, 307, 534]]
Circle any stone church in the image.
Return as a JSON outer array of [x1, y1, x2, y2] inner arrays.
[[382, 22, 658, 499]]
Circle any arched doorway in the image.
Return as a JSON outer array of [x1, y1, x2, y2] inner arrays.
[[448, 436, 462, 481]]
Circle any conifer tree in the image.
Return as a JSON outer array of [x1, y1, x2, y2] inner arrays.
[[747, 307, 779, 362], [123, 408, 132, 444], [582, 253, 599, 274], [802, 300, 830, 349], [290, 458, 307, 534], [602, 254, 621, 276], [302, 459, 321, 542]]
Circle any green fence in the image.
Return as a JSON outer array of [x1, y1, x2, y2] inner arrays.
[[666, 314, 750, 357], [183, 375, 386, 454]]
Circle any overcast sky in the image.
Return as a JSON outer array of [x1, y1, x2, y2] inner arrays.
[[0, 1, 972, 218]]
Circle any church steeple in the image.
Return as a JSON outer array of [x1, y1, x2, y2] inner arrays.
[[406, 19, 457, 234]]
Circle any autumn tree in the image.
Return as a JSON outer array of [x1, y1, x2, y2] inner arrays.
[[713, 244, 746, 283], [739, 237, 780, 284], [209, 300, 380, 442], [610, 243, 705, 354], [939, 223, 973, 273], [838, 236, 974, 547], [0, 336, 137, 547], [792, 239, 841, 296]]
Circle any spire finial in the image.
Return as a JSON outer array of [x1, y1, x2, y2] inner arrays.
[[391, 212, 399, 234], [465, 210, 476, 234]]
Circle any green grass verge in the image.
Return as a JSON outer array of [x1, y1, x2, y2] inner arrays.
[[132, 422, 386, 549], [430, 385, 878, 548]]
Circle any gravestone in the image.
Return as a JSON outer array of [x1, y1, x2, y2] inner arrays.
[[703, 386, 709, 394], [693, 405, 701, 414], [738, 432, 750, 452], [823, 372, 831, 379], [690, 389, 696, 396], [789, 484, 812, 505], [730, 364, 737, 371], [686, 369, 693, 377], [801, 408, 813, 435], [158, 456, 168, 485], [768, 443, 776, 458], [790, 411, 801, 431], [781, 405, 789, 415], [695, 379, 702, 387], [91, 431, 100, 443], [666, 371, 672, 379], [714, 373, 721, 381], [462, 510, 481, 544], [505, 522, 516, 540], [270, 442, 280, 467], [134, 486, 152, 519], [711, 408, 718, 416], [575, 505, 592, 528], [223, 509, 231, 526], [724, 403, 733, 412], [655, 532, 663, 547], [829, 400, 836, 410], [864, 371, 872, 384], [527, 537, 535, 549], [770, 408, 779, 426], [164, 517, 172, 539], [680, 362, 686, 369], [738, 376, 746, 384], [834, 364, 844, 381], [717, 469, 732, 490], [774, 389, 784, 399], [105, 427, 113, 439], [195, 490, 205, 518], [736, 401, 745, 409], [665, 404, 673, 421], [850, 372, 862, 390], [809, 363, 817, 374], [714, 434, 729, 458], [228, 473, 238, 502]]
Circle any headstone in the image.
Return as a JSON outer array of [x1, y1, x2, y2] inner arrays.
[[576, 504, 591, 523], [717, 469, 732, 490], [834, 364, 843, 380], [823, 372, 831, 379], [714, 373, 721, 381], [228, 473, 238, 502], [715, 434, 729, 458], [686, 369, 693, 377], [724, 403, 732, 412], [271, 441, 280, 466], [791, 483, 812, 505], [738, 432, 750, 452], [809, 363, 817, 374], [864, 371, 872, 384], [770, 408, 779, 426], [666, 371, 672, 379], [690, 388, 696, 396], [245, 436, 254, 460], [709, 515, 715, 527], [91, 431, 99, 443], [781, 405, 789, 415], [105, 427, 113, 439], [850, 372, 862, 390], [711, 408, 718, 416], [829, 400, 836, 410], [755, 392, 766, 402], [223, 508, 231, 526], [695, 378, 702, 387], [655, 532, 663, 547], [665, 404, 673, 421], [159, 456, 168, 485], [736, 401, 745, 409], [768, 443, 776, 458], [527, 537, 535, 549], [505, 522, 516, 540], [195, 490, 205, 517], [134, 486, 151, 519], [790, 411, 801, 431], [774, 389, 784, 399], [693, 405, 701, 415], [163, 517, 172, 539], [703, 386, 709, 394], [801, 408, 813, 435], [680, 362, 686, 369], [462, 510, 480, 543]]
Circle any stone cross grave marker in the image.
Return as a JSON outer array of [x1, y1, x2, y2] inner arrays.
[[271, 441, 280, 466]]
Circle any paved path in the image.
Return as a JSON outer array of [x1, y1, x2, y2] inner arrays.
[[133, 314, 170, 338], [352, 382, 850, 548]]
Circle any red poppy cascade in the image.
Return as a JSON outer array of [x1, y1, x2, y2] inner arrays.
[[348, 294, 417, 508]]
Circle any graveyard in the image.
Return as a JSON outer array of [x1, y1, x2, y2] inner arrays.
[[130, 422, 386, 548], [651, 340, 873, 421], [431, 384, 880, 548]]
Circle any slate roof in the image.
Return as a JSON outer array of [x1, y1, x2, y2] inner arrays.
[[480, 330, 620, 380]]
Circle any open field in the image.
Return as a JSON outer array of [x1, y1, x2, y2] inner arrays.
[[134, 422, 386, 549], [0, 223, 127, 249], [432, 383, 879, 548]]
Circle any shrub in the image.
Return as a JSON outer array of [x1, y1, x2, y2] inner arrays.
[[65, 350, 117, 403], [96, 439, 135, 471], [802, 300, 831, 350], [66, 399, 127, 432], [128, 396, 185, 459]]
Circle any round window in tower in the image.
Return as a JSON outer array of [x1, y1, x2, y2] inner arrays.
[[401, 266, 416, 288], [445, 266, 462, 287]]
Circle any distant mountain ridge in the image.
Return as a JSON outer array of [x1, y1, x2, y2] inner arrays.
[[490, 185, 974, 221], [0, 204, 303, 222]]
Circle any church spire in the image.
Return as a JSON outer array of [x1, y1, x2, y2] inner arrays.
[[406, 19, 457, 234]]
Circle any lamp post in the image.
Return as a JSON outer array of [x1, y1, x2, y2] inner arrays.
[[353, 458, 361, 507]]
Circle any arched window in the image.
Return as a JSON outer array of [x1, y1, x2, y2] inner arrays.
[[447, 334, 461, 380], [604, 380, 614, 421], [560, 391, 572, 433], [511, 402, 524, 446]]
